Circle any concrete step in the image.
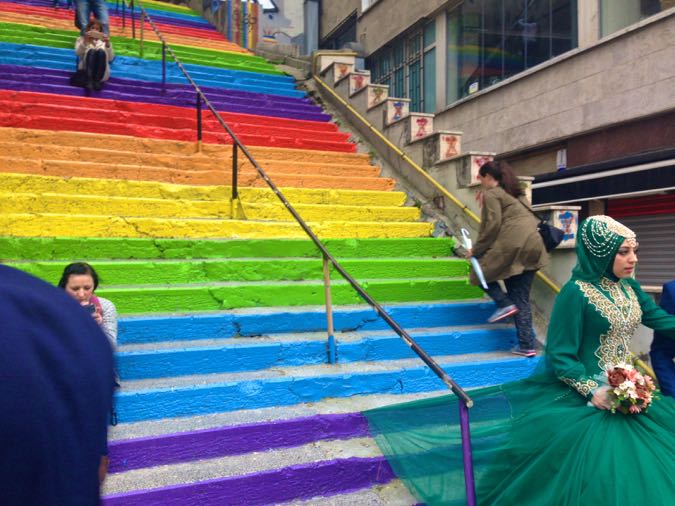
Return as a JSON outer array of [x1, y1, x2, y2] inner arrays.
[[0, 21, 280, 74], [0, 127, 371, 164], [0, 173, 400, 205], [1, 157, 394, 190], [0, 6, 247, 53], [0, 91, 352, 147], [9, 257, 467, 287], [0, 236, 455, 262], [0, 42, 303, 98], [0, 42, 304, 97], [94, 278, 476, 313], [0, 212, 433, 240], [114, 326, 516, 380], [114, 352, 538, 422], [111, 302, 493, 344], [1, 191, 421, 222], [0, 64, 330, 122]]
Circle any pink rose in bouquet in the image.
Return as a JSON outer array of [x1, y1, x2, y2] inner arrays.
[[605, 363, 656, 415]]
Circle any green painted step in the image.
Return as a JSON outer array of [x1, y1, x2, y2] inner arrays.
[[0, 237, 455, 261], [97, 278, 481, 313], [8, 258, 469, 286], [139, 0, 203, 16], [0, 22, 281, 75]]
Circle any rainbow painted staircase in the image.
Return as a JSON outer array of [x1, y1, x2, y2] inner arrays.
[[0, 1, 540, 503]]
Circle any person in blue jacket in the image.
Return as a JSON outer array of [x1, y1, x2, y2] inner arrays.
[[651, 279, 675, 396], [0, 265, 115, 505]]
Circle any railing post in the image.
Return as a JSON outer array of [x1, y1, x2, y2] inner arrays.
[[196, 94, 202, 146], [242, 0, 248, 49], [323, 256, 337, 364], [161, 41, 166, 92], [459, 402, 477, 506], [139, 13, 144, 58], [231, 144, 238, 200], [130, 0, 136, 39], [227, 0, 233, 42]]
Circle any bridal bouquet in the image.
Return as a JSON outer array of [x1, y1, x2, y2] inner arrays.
[[606, 363, 656, 414]]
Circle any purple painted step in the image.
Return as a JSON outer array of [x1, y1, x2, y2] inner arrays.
[[0, 64, 330, 122], [103, 457, 395, 505], [109, 413, 370, 474]]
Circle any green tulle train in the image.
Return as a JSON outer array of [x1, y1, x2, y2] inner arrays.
[[364, 369, 675, 505]]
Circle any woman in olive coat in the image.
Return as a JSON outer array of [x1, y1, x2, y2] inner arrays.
[[465, 160, 548, 356]]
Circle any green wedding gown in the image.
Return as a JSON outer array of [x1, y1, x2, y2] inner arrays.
[[364, 216, 675, 505]]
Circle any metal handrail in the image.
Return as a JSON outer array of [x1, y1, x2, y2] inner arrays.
[[311, 51, 560, 296], [119, 4, 477, 503]]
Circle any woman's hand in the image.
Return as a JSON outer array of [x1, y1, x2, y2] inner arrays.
[[464, 249, 473, 259], [103, 36, 110, 48], [92, 308, 103, 325], [590, 386, 613, 410]]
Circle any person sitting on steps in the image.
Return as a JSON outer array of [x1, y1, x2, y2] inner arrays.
[[74, 19, 114, 91]]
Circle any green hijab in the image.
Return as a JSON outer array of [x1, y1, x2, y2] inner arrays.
[[571, 215, 637, 283]]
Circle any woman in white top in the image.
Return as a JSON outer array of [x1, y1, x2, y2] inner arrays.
[[74, 19, 115, 91], [58, 262, 117, 347]]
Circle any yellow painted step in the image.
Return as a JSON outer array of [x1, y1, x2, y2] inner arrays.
[[0, 214, 433, 240], [1, 192, 420, 222], [0, 173, 407, 207]]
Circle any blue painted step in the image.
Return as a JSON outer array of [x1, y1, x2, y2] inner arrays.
[[0, 43, 304, 97], [118, 302, 496, 344], [115, 356, 540, 422], [0, 64, 329, 122], [117, 327, 516, 379]]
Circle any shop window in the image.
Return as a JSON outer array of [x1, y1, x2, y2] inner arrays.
[[367, 22, 437, 113], [600, 0, 666, 37], [446, 0, 577, 104]]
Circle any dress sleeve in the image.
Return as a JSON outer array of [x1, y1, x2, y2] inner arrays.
[[99, 298, 118, 348], [75, 37, 86, 57], [106, 43, 115, 63], [472, 190, 502, 257], [546, 282, 599, 398], [627, 279, 675, 338]]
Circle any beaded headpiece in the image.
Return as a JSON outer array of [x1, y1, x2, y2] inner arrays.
[[581, 215, 637, 258]]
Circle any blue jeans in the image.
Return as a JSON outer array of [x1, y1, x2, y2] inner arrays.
[[484, 270, 537, 350], [75, 0, 110, 36]]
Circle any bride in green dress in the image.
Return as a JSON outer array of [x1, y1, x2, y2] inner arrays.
[[364, 215, 675, 505]]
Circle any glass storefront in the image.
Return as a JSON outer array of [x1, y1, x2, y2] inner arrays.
[[446, 0, 577, 104], [369, 22, 437, 113], [600, 0, 669, 37]]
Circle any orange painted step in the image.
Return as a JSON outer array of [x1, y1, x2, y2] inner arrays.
[[0, 128, 395, 191], [0, 143, 381, 177], [0, 128, 369, 164], [0, 158, 394, 190]]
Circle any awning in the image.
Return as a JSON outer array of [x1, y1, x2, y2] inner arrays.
[[532, 149, 675, 206]]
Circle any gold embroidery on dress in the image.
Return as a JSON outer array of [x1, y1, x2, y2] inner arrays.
[[576, 278, 642, 370], [557, 278, 642, 396], [561, 377, 598, 396]]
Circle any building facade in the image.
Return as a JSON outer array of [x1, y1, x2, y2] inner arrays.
[[320, 0, 675, 287]]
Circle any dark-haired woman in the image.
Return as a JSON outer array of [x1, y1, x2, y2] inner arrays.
[[465, 160, 548, 356], [74, 19, 114, 91], [58, 262, 117, 346]]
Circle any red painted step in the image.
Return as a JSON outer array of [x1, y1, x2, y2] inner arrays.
[[0, 91, 356, 152]]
